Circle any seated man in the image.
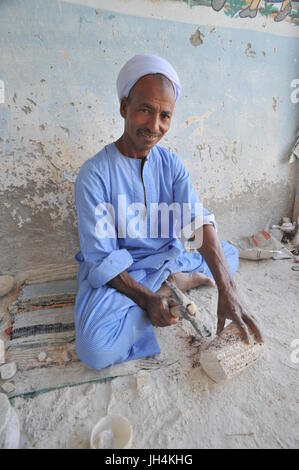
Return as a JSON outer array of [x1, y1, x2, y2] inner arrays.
[[74, 54, 262, 370]]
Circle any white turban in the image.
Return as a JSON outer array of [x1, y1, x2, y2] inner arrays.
[[116, 54, 181, 103]]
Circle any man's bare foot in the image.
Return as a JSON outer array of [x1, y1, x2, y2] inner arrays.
[[157, 272, 214, 297]]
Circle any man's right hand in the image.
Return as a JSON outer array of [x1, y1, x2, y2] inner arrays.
[[108, 271, 179, 327], [145, 294, 179, 327]]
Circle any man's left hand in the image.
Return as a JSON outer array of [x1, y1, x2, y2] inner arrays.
[[217, 286, 263, 344]]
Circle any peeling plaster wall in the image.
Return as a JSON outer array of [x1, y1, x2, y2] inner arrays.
[[0, 0, 298, 272]]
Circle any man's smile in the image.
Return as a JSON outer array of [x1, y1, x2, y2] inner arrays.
[[138, 129, 160, 141]]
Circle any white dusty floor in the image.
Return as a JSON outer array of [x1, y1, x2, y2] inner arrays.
[[10, 258, 299, 449]]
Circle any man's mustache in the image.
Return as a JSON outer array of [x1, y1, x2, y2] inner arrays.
[[138, 129, 161, 138]]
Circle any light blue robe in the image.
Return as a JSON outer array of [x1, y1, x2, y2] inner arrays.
[[74, 143, 239, 370]]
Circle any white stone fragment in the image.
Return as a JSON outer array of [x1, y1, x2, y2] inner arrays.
[[0, 393, 20, 449], [0, 275, 14, 297], [1, 382, 16, 394], [0, 362, 17, 380], [38, 352, 47, 362], [0, 340, 5, 364]]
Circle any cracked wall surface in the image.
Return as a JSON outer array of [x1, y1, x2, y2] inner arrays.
[[0, 0, 298, 272]]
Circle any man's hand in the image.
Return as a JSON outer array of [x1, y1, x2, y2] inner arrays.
[[217, 286, 263, 344], [108, 271, 179, 327], [145, 294, 179, 327], [198, 225, 263, 345]]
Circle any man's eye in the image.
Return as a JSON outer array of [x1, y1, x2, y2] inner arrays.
[[141, 108, 149, 113], [162, 114, 170, 120]]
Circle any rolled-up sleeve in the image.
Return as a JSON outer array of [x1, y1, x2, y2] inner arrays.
[[75, 161, 134, 288], [203, 213, 218, 231], [87, 249, 133, 288]]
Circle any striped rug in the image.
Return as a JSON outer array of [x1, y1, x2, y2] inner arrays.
[[1, 266, 179, 398]]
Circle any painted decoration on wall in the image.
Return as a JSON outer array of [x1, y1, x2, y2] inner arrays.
[[183, 0, 299, 24]]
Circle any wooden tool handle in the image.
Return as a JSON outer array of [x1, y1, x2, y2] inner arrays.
[[170, 301, 197, 318]]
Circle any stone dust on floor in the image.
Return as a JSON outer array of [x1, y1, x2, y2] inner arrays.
[[9, 258, 299, 449]]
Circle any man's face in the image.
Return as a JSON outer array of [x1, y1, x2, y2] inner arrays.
[[120, 74, 175, 155]]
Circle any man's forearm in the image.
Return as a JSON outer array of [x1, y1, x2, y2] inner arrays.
[[198, 225, 236, 292], [109, 225, 234, 306], [107, 270, 154, 310]]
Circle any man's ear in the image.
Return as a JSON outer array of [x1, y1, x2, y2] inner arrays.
[[120, 97, 128, 118]]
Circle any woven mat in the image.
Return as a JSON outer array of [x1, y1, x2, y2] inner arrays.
[[0, 266, 182, 398]]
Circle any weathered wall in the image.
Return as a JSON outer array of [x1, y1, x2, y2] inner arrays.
[[0, 0, 298, 272]]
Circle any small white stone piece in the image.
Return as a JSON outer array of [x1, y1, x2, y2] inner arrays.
[[281, 222, 296, 233], [0, 340, 5, 364], [37, 352, 47, 362], [0, 275, 14, 297], [94, 429, 115, 449], [1, 382, 16, 394], [0, 362, 17, 380], [0, 393, 20, 449]]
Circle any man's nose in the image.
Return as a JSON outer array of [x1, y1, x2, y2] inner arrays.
[[148, 113, 160, 134]]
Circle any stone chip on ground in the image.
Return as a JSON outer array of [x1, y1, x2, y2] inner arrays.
[[38, 352, 47, 362], [1, 381, 16, 394], [0, 362, 17, 380]]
